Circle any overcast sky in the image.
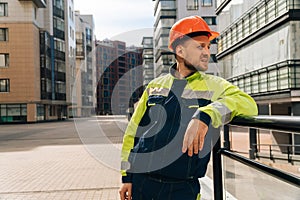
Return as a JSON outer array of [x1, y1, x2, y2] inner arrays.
[[74, 0, 155, 46]]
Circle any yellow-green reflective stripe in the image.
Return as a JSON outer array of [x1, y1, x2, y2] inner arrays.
[[148, 103, 156, 106], [196, 193, 201, 200]]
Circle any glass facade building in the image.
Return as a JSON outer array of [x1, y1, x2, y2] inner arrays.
[[216, 0, 300, 157], [0, 0, 77, 123]]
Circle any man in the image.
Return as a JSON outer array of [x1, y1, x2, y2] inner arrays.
[[119, 16, 257, 200]]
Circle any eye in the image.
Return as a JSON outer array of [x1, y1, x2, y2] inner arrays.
[[197, 44, 210, 50]]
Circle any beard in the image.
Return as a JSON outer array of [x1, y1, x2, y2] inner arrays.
[[183, 59, 208, 72], [184, 59, 197, 71]]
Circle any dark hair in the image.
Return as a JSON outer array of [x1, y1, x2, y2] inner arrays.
[[171, 31, 211, 53]]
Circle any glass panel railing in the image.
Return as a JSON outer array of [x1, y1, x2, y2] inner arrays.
[[223, 156, 300, 200]]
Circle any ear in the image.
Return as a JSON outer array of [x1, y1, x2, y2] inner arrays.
[[175, 45, 185, 58]]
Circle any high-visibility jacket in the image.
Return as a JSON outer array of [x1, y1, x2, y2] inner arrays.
[[121, 64, 258, 183]]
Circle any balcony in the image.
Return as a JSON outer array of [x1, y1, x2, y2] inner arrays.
[[53, 6, 64, 19], [55, 93, 66, 101], [54, 28, 65, 41], [76, 51, 85, 59], [19, 0, 46, 8], [54, 50, 65, 61]]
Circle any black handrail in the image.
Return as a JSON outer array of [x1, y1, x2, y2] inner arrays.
[[230, 115, 300, 133], [212, 115, 300, 199]]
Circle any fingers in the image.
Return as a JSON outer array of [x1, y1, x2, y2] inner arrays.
[[119, 187, 126, 200], [182, 130, 195, 154], [127, 188, 132, 200], [198, 121, 208, 151], [119, 188, 125, 200], [119, 184, 132, 200], [193, 132, 199, 154], [188, 143, 193, 157], [182, 119, 208, 157], [198, 133, 206, 151], [182, 132, 189, 153]]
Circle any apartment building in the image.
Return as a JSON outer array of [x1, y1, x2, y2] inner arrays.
[[125, 46, 144, 114], [0, 0, 75, 123], [141, 36, 154, 85], [72, 11, 96, 117], [215, 0, 300, 151], [96, 40, 143, 115], [152, 0, 219, 77], [65, 0, 76, 118]]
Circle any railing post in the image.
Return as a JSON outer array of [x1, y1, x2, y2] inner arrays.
[[249, 128, 257, 159], [287, 146, 292, 163], [269, 145, 273, 160], [223, 124, 231, 150], [213, 136, 223, 200]]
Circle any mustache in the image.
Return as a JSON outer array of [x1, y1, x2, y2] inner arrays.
[[201, 55, 209, 59]]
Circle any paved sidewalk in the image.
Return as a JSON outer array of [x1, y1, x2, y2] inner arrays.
[[0, 118, 123, 200], [0, 144, 121, 200]]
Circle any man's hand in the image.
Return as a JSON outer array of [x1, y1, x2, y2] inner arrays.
[[119, 183, 132, 200], [182, 119, 208, 157]]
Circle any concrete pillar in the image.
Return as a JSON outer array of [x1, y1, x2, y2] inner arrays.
[[44, 104, 49, 120], [27, 103, 37, 122]]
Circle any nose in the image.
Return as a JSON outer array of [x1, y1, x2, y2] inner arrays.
[[203, 46, 210, 55]]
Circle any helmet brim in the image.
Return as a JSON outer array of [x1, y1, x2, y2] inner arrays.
[[209, 31, 220, 41]]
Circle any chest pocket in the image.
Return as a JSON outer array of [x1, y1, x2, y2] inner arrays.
[[147, 95, 166, 106], [146, 95, 169, 126]]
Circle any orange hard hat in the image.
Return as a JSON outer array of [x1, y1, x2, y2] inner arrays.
[[168, 15, 219, 51]]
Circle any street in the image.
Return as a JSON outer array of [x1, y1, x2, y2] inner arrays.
[[0, 116, 127, 200]]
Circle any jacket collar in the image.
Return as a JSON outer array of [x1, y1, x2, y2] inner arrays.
[[169, 63, 204, 81]]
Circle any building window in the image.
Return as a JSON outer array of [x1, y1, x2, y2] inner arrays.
[[54, 17, 65, 31], [54, 0, 64, 9], [0, 79, 9, 92], [0, 28, 8, 41], [187, 0, 199, 10], [0, 3, 8, 16], [34, 7, 37, 19], [0, 54, 9, 68], [0, 104, 27, 123], [202, 17, 217, 25], [201, 0, 213, 7], [54, 39, 65, 52]]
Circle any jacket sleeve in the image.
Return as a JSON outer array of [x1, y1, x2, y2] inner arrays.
[[121, 89, 149, 183], [193, 76, 258, 128]]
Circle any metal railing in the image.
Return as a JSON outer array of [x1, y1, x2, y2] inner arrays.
[[254, 143, 300, 163], [212, 115, 300, 200]]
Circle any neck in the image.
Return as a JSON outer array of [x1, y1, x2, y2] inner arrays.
[[175, 61, 196, 78]]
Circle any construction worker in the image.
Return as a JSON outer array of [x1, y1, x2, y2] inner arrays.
[[119, 15, 258, 200]]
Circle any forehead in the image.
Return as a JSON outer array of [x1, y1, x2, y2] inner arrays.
[[185, 35, 210, 46]]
